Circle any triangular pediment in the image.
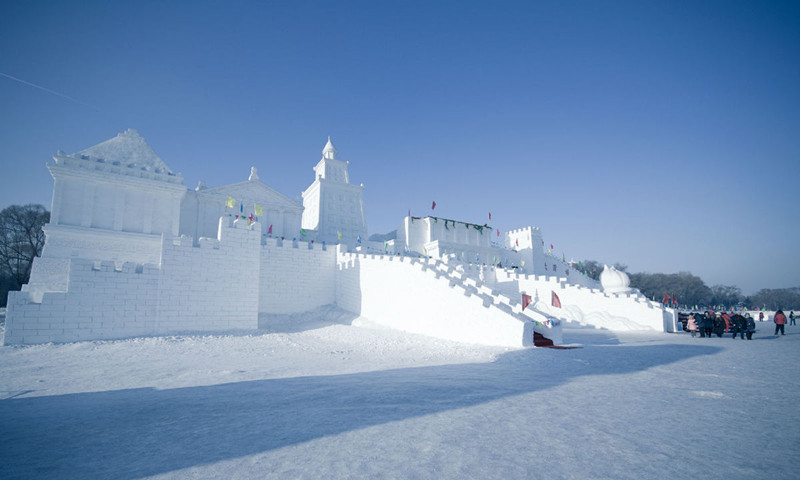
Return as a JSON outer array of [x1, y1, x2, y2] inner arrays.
[[72, 129, 174, 174], [202, 180, 302, 211]]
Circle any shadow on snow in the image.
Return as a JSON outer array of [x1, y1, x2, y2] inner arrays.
[[0, 343, 720, 479]]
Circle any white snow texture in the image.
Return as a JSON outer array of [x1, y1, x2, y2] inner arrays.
[[1, 307, 797, 479]]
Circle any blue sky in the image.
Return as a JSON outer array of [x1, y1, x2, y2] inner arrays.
[[1, 0, 798, 294]]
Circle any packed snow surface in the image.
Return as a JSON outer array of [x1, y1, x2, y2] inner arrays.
[[1, 307, 798, 479]]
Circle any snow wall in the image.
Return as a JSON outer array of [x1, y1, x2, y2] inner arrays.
[[5, 214, 673, 346], [493, 269, 675, 332], [5, 217, 261, 344]]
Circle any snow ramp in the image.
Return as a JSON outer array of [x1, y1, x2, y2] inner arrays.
[[336, 252, 561, 348]]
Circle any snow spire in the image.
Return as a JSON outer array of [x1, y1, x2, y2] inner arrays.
[[322, 136, 337, 160]]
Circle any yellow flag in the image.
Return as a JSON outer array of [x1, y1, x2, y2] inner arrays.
[[254, 203, 263, 216], [337, 231, 342, 240], [521, 260, 525, 267], [225, 196, 235, 208]]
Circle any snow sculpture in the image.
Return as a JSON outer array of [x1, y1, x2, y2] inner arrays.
[[600, 264, 631, 294], [3, 129, 674, 347]]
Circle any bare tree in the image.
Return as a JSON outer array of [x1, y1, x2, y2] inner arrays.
[[709, 284, 743, 308], [0, 204, 50, 294]]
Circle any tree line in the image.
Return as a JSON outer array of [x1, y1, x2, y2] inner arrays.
[[1, 203, 798, 310], [577, 259, 800, 310], [0, 204, 49, 307]]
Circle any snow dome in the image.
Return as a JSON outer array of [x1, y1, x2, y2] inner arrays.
[[600, 264, 631, 294]]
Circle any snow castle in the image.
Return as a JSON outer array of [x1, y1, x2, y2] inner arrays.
[[3, 130, 678, 346]]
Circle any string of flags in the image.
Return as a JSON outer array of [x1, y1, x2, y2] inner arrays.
[[225, 196, 262, 226], [534, 319, 561, 328], [409, 215, 492, 234]]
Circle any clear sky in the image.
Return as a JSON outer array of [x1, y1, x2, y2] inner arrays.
[[1, 0, 798, 294]]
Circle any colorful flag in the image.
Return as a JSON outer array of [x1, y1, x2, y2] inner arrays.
[[515, 239, 519, 247], [562, 253, 565, 262], [521, 260, 526, 267], [225, 196, 235, 208], [552, 291, 562, 308], [431, 201, 436, 210], [267, 224, 273, 235], [488, 212, 492, 221], [254, 203, 263, 216], [337, 231, 342, 240], [522, 293, 532, 311], [550, 243, 553, 250], [240, 202, 243, 213], [662, 293, 671, 305], [497, 228, 500, 237], [357, 235, 362, 244]]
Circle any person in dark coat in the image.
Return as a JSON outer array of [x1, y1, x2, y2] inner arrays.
[[731, 314, 746, 340], [712, 314, 725, 337], [774, 310, 787, 335], [744, 313, 756, 340], [699, 313, 714, 338]]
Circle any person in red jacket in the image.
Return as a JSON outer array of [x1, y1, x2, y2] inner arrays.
[[774, 310, 787, 336]]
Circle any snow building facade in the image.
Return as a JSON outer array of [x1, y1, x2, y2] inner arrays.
[[3, 130, 678, 346]]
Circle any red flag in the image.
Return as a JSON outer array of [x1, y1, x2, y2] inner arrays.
[[550, 243, 553, 250], [489, 212, 492, 220], [515, 239, 519, 247], [522, 293, 532, 311], [662, 293, 671, 304], [551, 291, 562, 308], [672, 294, 678, 307], [408, 208, 410, 217], [267, 224, 273, 234], [431, 201, 436, 210], [497, 228, 500, 237]]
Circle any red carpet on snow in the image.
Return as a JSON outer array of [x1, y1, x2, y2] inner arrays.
[[534, 332, 582, 349]]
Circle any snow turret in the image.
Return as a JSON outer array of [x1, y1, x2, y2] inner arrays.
[[322, 136, 337, 160]]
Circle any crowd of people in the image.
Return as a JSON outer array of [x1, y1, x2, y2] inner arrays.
[[682, 310, 795, 340]]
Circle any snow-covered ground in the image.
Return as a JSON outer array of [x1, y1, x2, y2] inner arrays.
[[1, 307, 798, 479]]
